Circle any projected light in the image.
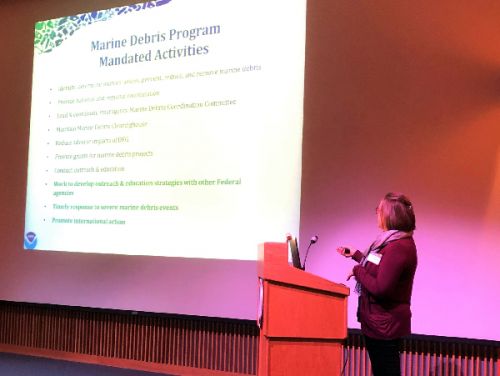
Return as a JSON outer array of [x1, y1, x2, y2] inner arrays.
[[25, 0, 306, 260]]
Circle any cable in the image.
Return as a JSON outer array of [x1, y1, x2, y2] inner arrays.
[[340, 341, 349, 376]]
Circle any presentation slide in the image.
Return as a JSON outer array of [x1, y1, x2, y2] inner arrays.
[[24, 0, 306, 260]]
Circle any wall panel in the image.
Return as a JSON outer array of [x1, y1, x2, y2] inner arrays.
[[0, 301, 498, 375]]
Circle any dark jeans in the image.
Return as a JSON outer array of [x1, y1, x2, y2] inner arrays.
[[364, 336, 401, 376]]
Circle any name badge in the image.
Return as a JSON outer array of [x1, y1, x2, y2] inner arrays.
[[366, 253, 382, 265]]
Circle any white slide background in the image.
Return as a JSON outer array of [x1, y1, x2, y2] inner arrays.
[[25, 0, 306, 260]]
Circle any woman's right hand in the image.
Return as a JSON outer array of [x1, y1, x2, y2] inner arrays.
[[336, 246, 355, 258]]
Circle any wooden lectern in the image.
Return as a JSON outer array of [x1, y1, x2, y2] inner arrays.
[[257, 242, 350, 376]]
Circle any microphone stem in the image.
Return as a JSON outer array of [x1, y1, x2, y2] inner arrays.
[[303, 242, 313, 270]]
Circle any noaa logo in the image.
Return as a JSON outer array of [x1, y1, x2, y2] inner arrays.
[[24, 232, 38, 250]]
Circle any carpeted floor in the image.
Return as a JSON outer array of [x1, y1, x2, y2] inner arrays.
[[0, 352, 173, 376]]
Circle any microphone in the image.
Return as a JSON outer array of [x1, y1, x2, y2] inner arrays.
[[303, 235, 319, 270]]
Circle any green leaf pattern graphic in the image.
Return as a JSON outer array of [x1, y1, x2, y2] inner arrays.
[[34, 0, 172, 54]]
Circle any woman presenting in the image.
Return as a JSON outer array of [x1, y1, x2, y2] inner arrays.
[[338, 192, 418, 376]]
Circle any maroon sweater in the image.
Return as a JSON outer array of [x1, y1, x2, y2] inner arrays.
[[352, 237, 417, 339]]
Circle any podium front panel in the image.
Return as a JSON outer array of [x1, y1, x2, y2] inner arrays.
[[265, 340, 342, 376], [263, 280, 347, 340]]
